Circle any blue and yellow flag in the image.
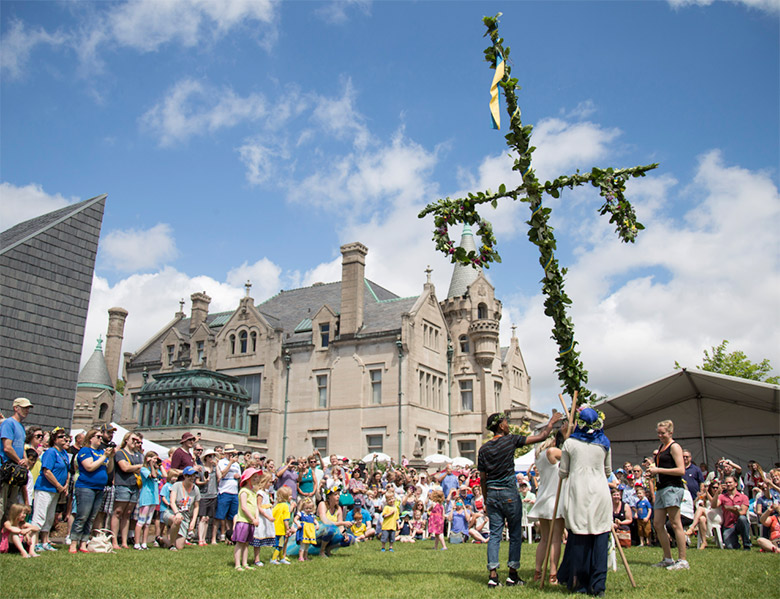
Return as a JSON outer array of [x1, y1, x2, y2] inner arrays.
[[489, 53, 505, 129]]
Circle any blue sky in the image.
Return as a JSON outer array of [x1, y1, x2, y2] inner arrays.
[[2, 0, 778, 415]]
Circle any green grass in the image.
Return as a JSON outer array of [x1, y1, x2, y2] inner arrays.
[[2, 540, 778, 599]]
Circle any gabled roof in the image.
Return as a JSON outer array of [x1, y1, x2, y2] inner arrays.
[[0, 194, 107, 255], [129, 279, 416, 363]]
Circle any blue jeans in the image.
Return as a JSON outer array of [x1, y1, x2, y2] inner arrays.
[[485, 486, 524, 571], [723, 515, 751, 549], [71, 487, 105, 543]]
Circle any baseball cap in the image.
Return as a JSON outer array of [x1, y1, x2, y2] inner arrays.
[[13, 398, 32, 408], [182, 466, 198, 476]]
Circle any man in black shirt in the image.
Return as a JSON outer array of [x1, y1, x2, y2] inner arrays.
[[478, 410, 562, 588]]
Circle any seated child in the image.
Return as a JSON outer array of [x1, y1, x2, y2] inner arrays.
[[398, 512, 415, 543], [1, 504, 39, 557], [349, 507, 374, 541]]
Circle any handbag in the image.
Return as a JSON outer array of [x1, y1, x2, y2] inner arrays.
[[616, 528, 631, 548], [87, 529, 115, 553], [0, 461, 29, 487], [339, 490, 355, 507], [121, 450, 142, 488]]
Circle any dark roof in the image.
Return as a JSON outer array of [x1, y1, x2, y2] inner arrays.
[[129, 279, 417, 364], [77, 346, 114, 390], [1, 195, 107, 255]]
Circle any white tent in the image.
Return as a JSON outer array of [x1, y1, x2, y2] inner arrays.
[[70, 423, 173, 458], [596, 369, 779, 468], [514, 450, 536, 473]]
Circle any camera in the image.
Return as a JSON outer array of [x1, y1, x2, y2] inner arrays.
[[106, 441, 117, 448]]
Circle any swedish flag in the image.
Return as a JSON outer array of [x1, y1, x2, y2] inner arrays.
[[489, 53, 505, 129]]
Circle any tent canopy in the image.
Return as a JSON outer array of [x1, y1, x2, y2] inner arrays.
[[596, 369, 779, 469]]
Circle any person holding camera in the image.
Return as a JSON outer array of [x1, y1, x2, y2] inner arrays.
[[134, 451, 160, 550], [756, 502, 780, 553], [276, 456, 300, 501], [70, 429, 115, 553], [215, 445, 242, 543]]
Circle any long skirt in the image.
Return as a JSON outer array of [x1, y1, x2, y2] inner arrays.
[[557, 531, 609, 595]]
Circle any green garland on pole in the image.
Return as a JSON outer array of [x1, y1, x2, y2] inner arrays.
[[419, 14, 658, 402]]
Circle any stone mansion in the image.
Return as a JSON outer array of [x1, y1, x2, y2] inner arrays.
[[116, 229, 544, 461]]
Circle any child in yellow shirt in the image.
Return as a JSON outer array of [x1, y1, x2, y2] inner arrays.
[[270, 486, 292, 565]]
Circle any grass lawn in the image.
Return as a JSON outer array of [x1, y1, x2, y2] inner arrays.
[[2, 539, 777, 599]]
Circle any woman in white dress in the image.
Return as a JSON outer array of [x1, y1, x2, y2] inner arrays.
[[556, 407, 612, 598], [527, 427, 568, 584]]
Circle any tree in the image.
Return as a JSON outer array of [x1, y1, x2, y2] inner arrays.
[[676, 340, 779, 384], [419, 14, 656, 404]]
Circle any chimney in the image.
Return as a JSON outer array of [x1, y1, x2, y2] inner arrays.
[[190, 292, 211, 334], [340, 242, 368, 338], [105, 307, 128, 388]]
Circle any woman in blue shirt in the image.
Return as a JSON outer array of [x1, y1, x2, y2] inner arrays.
[[69, 429, 115, 553], [30, 427, 70, 551]]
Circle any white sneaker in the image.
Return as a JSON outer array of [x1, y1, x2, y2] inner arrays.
[[667, 559, 690, 570], [651, 557, 676, 568], [134, 544, 143, 550]]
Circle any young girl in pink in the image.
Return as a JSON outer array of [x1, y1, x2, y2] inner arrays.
[[428, 489, 447, 550], [1, 504, 39, 557]]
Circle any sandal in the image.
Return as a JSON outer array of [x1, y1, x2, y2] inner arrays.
[[532, 570, 542, 583], [549, 574, 558, 586]]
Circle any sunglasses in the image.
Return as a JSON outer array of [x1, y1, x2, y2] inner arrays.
[[33, 433, 43, 438]]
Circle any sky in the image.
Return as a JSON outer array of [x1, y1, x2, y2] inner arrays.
[[1, 0, 778, 417]]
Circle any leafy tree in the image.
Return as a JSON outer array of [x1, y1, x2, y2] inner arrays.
[[676, 340, 779, 385]]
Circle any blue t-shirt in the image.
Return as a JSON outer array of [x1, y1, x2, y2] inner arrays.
[[635, 497, 652, 520], [75, 447, 108, 490], [441, 474, 458, 499], [0, 418, 25, 465], [450, 510, 470, 534], [344, 507, 371, 524], [35, 447, 69, 493], [139, 466, 160, 507], [160, 482, 173, 514]]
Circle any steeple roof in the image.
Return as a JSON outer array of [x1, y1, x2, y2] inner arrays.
[[77, 339, 114, 391], [446, 224, 482, 298]]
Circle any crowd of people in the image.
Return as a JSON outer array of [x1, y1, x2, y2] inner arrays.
[[1, 396, 778, 594]]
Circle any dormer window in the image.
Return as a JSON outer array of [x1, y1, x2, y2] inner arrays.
[[167, 344, 175, 365], [320, 323, 330, 348]]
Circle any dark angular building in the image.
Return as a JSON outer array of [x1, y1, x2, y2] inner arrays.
[[0, 194, 107, 429]]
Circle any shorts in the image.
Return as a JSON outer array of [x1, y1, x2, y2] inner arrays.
[[654, 486, 684, 510], [199, 496, 217, 520], [115, 485, 139, 504], [232, 521, 254, 544], [100, 485, 115, 514], [637, 518, 652, 538], [215, 492, 238, 521], [137, 505, 156, 526], [160, 511, 178, 527], [380, 529, 396, 544], [274, 534, 287, 549]]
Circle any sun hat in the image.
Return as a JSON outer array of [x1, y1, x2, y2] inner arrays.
[[240, 467, 261, 487], [223, 443, 237, 453], [180, 432, 196, 443]]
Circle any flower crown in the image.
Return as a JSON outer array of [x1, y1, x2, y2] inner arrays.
[[575, 407, 605, 433]]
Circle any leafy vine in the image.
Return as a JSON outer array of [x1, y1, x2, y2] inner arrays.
[[419, 14, 658, 402]]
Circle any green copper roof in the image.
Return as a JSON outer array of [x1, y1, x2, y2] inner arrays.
[[77, 340, 114, 391], [139, 369, 249, 401]]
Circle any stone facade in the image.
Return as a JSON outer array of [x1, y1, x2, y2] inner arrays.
[[0, 195, 106, 429], [121, 234, 541, 461]]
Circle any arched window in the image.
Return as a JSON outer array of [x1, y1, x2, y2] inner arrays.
[[98, 403, 108, 420], [239, 330, 248, 353], [478, 303, 488, 319], [229, 334, 236, 354], [250, 331, 257, 352], [459, 335, 469, 353]]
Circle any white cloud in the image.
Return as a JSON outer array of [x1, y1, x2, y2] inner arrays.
[[668, 0, 780, 14], [0, 19, 66, 80], [561, 100, 597, 120], [507, 150, 780, 413], [0, 182, 76, 231], [140, 78, 267, 146], [107, 0, 276, 52], [83, 267, 245, 367], [237, 140, 289, 185], [100, 223, 179, 271], [312, 78, 370, 150], [226, 258, 284, 300], [315, 0, 372, 24]]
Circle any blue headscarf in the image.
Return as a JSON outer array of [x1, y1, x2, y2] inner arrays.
[[569, 407, 610, 451]]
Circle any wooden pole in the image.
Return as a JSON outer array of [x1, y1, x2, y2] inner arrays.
[[540, 391, 578, 588], [611, 529, 637, 587]]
